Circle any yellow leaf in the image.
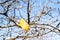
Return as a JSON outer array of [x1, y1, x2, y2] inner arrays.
[[19, 19, 30, 32]]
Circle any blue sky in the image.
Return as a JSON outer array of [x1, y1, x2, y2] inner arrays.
[[0, 0, 60, 40]]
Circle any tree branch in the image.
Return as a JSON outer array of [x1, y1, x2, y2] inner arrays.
[[27, 0, 30, 24]]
